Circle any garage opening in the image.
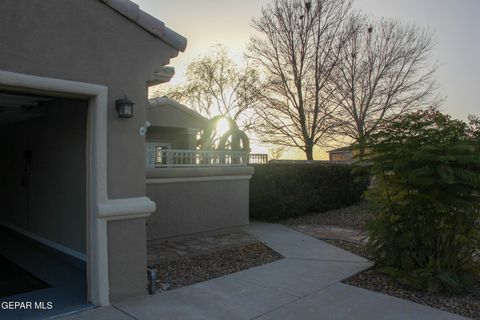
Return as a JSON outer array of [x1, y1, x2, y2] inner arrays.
[[0, 90, 90, 317]]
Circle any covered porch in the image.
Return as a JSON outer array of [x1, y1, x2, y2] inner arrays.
[[145, 97, 253, 240]]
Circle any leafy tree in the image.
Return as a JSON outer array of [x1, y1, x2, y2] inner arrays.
[[360, 108, 480, 293], [161, 45, 261, 132]]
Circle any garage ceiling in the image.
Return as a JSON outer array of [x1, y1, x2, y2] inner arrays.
[[0, 92, 50, 126]]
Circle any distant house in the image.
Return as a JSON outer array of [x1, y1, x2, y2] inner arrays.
[[146, 96, 208, 167], [327, 146, 354, 163]]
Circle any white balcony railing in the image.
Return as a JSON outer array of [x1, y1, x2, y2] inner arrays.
[[146, 149, 249, 168]]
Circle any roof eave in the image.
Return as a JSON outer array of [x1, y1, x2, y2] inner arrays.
[[99, 0, 187, 52]]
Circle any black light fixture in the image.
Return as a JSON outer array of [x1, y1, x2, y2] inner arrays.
[[115, 96, 134, 118]]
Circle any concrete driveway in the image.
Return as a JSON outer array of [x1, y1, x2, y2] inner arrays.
[[58, 223, 469, 320]]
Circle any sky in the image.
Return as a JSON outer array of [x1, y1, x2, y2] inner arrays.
[[134, 0, 480, 159]]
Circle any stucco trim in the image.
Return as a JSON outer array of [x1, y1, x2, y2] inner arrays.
[[146, 175, 253, 184], [0, 70, 156, 307], [98, 197, 156, 220]]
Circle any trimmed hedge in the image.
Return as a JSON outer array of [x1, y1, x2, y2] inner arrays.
[[249, 163, 367, 221]]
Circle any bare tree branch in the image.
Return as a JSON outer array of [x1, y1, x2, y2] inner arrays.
[[331, 16, 440, 153], [247, 0, 353, 160], [155, 45, 262, 132]]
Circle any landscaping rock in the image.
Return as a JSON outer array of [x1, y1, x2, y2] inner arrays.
[[282, 201, 373, 229], [344, 268, 480, 320], [150, 242, 283, 293]]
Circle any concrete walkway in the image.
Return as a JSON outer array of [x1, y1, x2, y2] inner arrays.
[[58, 223, 469, 320]]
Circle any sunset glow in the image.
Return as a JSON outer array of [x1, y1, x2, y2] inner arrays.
[[136, 0, 480, 159]]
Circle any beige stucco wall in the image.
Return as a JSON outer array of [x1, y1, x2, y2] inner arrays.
[[146, 167, 253, 239], [0, 0, 182, 302], [107, 218, 147, 302], [0, 98, 87, 254]]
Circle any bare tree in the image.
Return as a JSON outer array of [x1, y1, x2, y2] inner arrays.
[[331, 16, 439, 154], [159, 45, 261, 131], [247, 0, 353, 160], [268, 146, 285, 160]]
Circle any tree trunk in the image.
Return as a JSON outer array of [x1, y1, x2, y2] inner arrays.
[[305, 145, 314, 160], [357, 135, 366, 160]]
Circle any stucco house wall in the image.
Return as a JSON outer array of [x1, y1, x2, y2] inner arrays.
[[0, 0, 181, 199], [0, 0, 186, 303]]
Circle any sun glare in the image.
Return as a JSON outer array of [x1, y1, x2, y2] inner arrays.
[[216, 117, 230, 136]]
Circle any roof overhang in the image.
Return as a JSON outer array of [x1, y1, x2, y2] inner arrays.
[[147, 66, 176, 86], [99, 0, 187, 52]]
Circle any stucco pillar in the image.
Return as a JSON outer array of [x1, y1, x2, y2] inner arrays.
[[107, 217, 148, 302]]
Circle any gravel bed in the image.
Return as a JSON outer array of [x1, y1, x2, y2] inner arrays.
[[345, 269, 479, 320], [282, 201, 373, 229], [324, 239, 373, 260], [150, 242, 282, 293], [326, 240, 479, 319]]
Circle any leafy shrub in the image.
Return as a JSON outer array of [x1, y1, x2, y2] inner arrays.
[[250, 163, 367, 221], [360, 109, 480, 293]]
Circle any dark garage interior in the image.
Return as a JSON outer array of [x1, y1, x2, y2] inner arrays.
[[0, 90, 90, 318]]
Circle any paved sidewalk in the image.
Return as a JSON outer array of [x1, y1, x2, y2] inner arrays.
[[58, 223, 469, 320]]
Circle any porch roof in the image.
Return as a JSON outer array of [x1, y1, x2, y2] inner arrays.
[[147, 96, 207, 129]]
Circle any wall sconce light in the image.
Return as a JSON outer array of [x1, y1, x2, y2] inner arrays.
[[116, 96, 134, 118]]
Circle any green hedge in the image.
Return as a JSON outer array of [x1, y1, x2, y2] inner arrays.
[[249, 163, 367, 221]]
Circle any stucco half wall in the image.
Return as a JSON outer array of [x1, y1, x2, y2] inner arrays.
[[146, 166, 254, 239]]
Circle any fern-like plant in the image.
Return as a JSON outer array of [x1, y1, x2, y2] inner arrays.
[[359, 108, 480, 293]]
